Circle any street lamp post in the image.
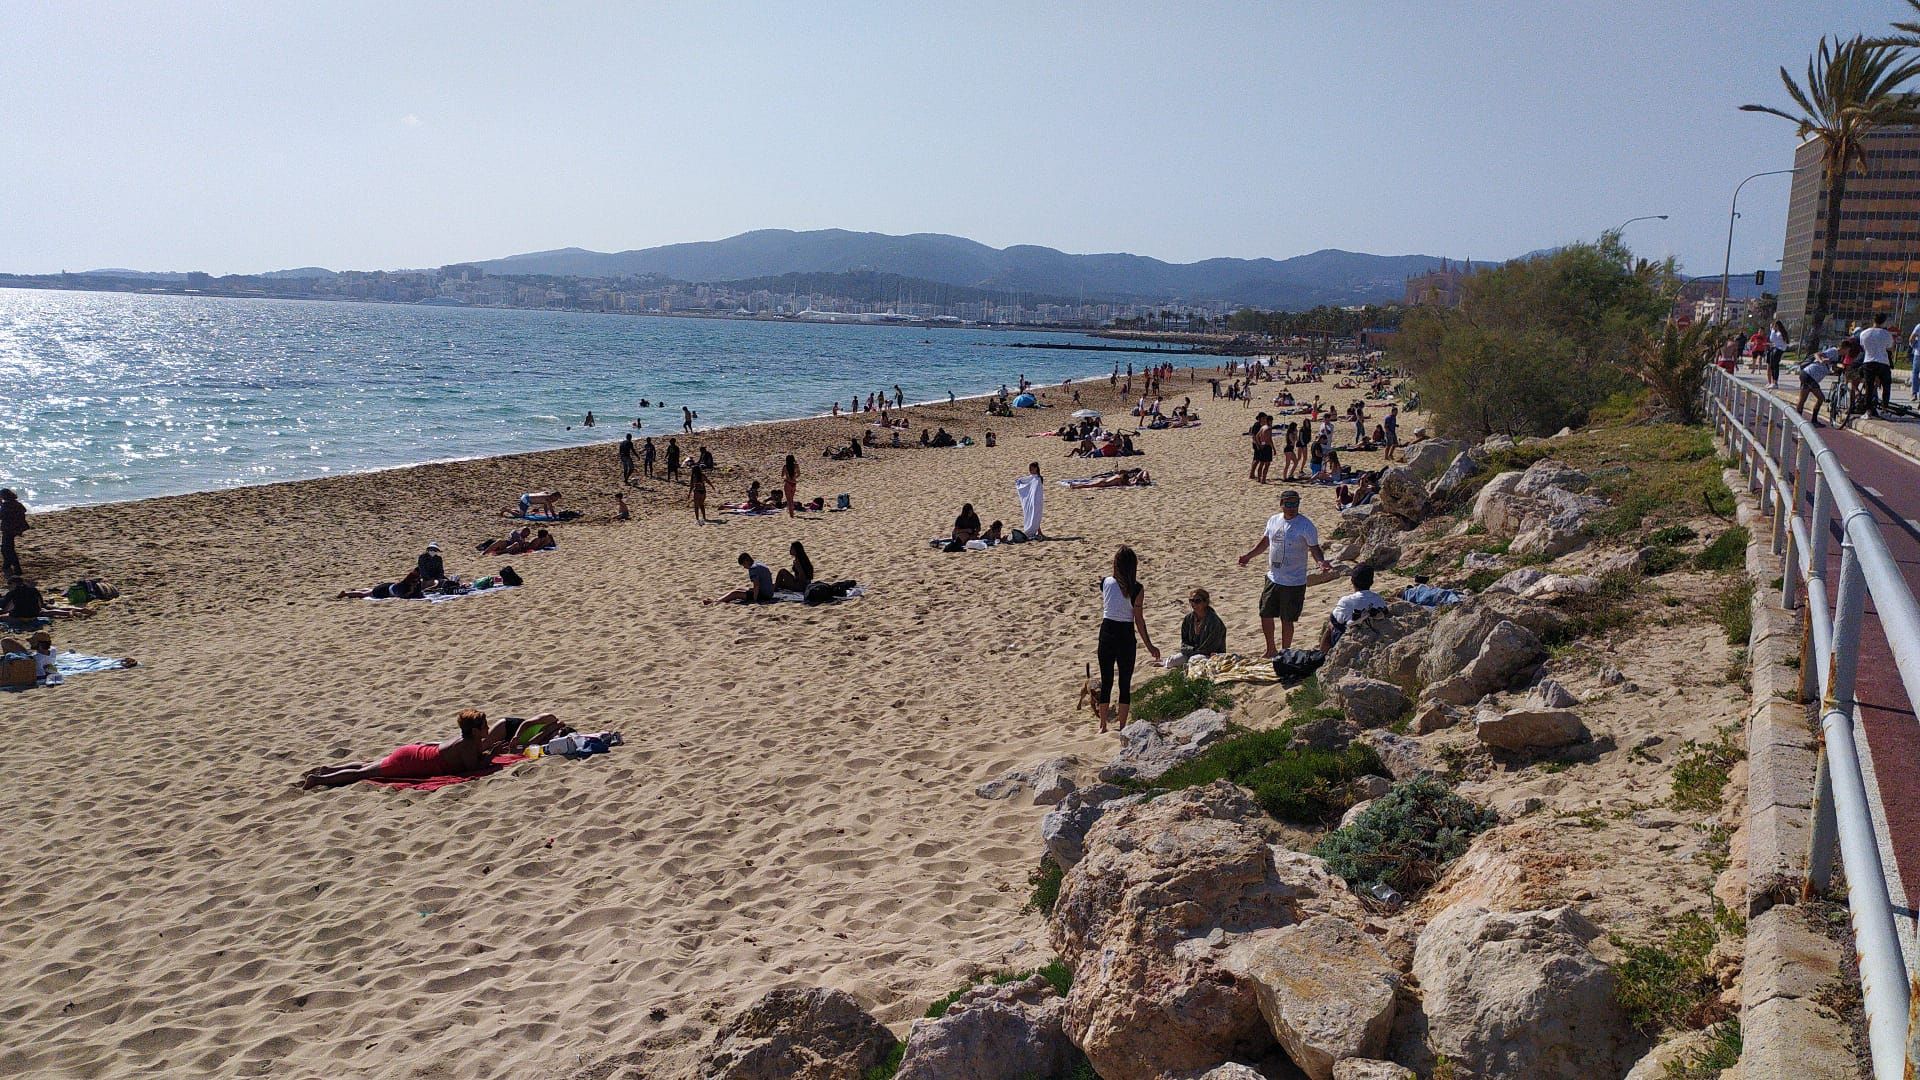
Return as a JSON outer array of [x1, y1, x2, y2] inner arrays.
[[1614, 214, 1669, 236], [1723, 169, 1798, 325]]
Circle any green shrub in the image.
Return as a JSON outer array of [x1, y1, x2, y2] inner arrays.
[[1663, 1020, 1741, 1078], [1703, 477, 1736, 517], [1148, 725, 1381, 824], [1693, 527, 1749, 571], [1649, 524, 1698, 546], [1612, 914, 1731, 1032], [1716, 578, 1754, 645], [923, 959, 1074, 1021], [1311, 776, 1496, 894], [862, 1042, 905, 1080], [1460, 568, 1503, 592], [1131, 670, 1233, 724], [1024, 856, 1064, 916], [1641, 545, 1687, 575], [1671, 723, 1745, 812]]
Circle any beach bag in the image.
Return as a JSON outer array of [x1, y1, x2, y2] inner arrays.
[[66, 583, 91, 607], [1008, 529, 1028, 544], [804, 582, 837, 605], [1271, 648, 1326, 684], [0, 654, 33, 688]]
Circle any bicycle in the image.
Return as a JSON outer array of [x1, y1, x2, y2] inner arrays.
[[1829, 373, 1858, 430]]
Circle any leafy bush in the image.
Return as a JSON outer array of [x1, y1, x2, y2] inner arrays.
[[862, 1043, 905, 1080], [1716, 578, 1755, 645], [1130, 670, 1233, 724], [1024, 856, 1065, 916], [1663, 1021, 1741, 1078], [1311, 776, 1496, 894], [1693, 527, 1749, 571], [1611, 914, 1732, 1032], [1649, 524, 1698, 546], [1629, 319, 1718, 424], [1149, 725, 1382, 824], [1641, 545, 1688, 575]]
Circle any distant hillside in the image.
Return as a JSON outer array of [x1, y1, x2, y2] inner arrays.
[[476, 229, 1470, 308], [716, 270, 1079, 307]]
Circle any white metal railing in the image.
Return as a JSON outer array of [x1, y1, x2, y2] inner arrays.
[[1707, 366, 1920, 1079]]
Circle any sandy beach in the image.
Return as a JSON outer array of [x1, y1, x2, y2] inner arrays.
[[1, 362, 1405, 1079]]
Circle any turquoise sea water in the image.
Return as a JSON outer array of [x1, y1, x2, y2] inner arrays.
[[0, 288, 1133, 509]]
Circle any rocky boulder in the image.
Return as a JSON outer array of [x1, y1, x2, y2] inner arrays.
[[1099, 709, 1231, 783], [1027, 757, 1079, 805], [1519, 573, 1600, 601], [1483, 567, 1546, 595], [1361, 730, 1441, 780], [701, 987, 898, 1080], [1333, 1062, 1416, 1080], [1398, 438, 1464, 482], [1471, 471, 1528, 533], [1374, 466, 1429, 524], [1223, 916, 1400, 1080], [894, 975, 1075, 1080], [1049, 782, 1367, 1080], [1040, 783, 1148, 869], [1423, 620, 1546, 707], [1474, 707, 1585, 752], [1328, 674, 1412, 730], [1411, 905, 1636, 1079], [1525, 678, 1579, 710], [1428, 451, 1482, 499]]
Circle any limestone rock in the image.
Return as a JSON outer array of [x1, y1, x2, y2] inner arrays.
[[1413, 701, 1462, 734], [1376, 466, 1429, 524], [1333, 1061, 1416, 1080], [1475, 707, 1584, 752], [1349, 774, 1391, 801], [1362, 730, 1440, 780], [1223, 916, 1400, 1080], [1471, 471, 1526, 532], [1100, 709, 1231, 783], [1185, 1065, 1266, 1080], [1519, 573, 1600, 600], [1340, 799, 1375, 829], [894, 974, 1075, 1080], [701, 987, 898, 1080], [976, 777, 1025, 801], [1289, 714, 1360, 752], [1513, 459, 1589, 496], [1460, 551, 1503, 572], [1484, 567, 1546, 595], [1622, 1027, 1720, 1080], [1429, 451, 1482, 499], [1411, 905, 1636, 1079], [1511, 523, 1585, 559], [1398, 438, 1464, 483], [1525, 678, 1579, 710], [1591, 546, 1650, 577], [1329, 675, 1412, 730], [1356, 539, 1401, 571], [1027, 757, 1079, 806], [1049, 782, 1367, 1080], [1040, 783, 1146, 869], [1423, 619, 1545, 707]]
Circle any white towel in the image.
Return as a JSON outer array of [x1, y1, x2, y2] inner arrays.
[[1015, 473, 1045, 535]]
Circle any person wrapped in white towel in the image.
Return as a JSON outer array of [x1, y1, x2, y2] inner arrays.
[[1015, 461, 1047, 540]]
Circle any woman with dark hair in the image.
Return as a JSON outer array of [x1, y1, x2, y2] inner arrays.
[[690, 464, 710, 525], [775, 541, 814, 592], [1095, 545, 1160, 734], [952, 503, 982, 544], [782, 454, 800, 519], [301, 710, 494, 788], [1768, 320, 1789, 389]]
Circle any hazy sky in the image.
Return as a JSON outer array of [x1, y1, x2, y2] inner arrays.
[[1, 1, 1892, 279]]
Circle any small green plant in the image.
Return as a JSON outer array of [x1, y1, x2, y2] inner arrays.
[[1312, 776, 1496, 894], [1715, 577, 1755, 645], [1641, 544, 1687, 575], [1692, 526, 1749, 571], [1024, 856, 1064, 916], [1703, 477, 1736, 517], [1611, 913, 1732, 1032], [1130, 670, 1233, 724], [1148, 725, 1382, 824], [1671, 723, 1745, 812], [1460, 568, 1503, 592], [1662, 1020, 1741, 1078], [1648, 524, 1697, 546], [924, 959, 1074, 1020], [863, 1042, 905, 1080]]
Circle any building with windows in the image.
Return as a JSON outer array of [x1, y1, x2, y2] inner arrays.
[[1778, 126, 1920, 337]]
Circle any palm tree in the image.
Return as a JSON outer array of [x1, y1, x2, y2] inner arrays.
[[1742, 35, 1920, 352]]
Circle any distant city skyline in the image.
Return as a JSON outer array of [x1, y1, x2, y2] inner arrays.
[[2, 1, 1894, 278]]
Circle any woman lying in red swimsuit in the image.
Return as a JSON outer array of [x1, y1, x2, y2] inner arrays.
[[301, 709, 497, 789]]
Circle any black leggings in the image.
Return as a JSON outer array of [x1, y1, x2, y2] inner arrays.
[[1767, 348, 1782, 385], [1097, 618, 1137, 705]]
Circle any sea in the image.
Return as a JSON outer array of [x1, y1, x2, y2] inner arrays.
[[0, 288, 1144, 510]]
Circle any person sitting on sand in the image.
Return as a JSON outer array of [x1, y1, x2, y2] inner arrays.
[[2, 575, 46, 628], [952, 503, 982, 544], [1166, 588, 1228, 670], [744, 480, 764, 511], [615, 492, 630, 521], [1335, 471, 1380, 509], [863, 429, 880, 448], [981, 520, 1005, 543], [704, 552, 775, 606], [775, 541, 814, 592], [1320, 565, 1390, 649], [416, 543, 445, 587], [302, 709, 495, 788]]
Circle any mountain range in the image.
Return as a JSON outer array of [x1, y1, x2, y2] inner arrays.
[[470, 229, 1467, 309]]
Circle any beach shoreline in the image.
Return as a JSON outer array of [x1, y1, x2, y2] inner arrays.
[[1, 356, 1407, 1079]]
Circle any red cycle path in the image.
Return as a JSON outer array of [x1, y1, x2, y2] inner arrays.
[[1800, 422, 1920, 925]]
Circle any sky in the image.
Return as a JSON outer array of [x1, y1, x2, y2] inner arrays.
[[0, 1, 1897, 280]]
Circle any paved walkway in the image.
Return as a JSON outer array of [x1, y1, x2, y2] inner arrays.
[[1749, 373, 1920, 961]]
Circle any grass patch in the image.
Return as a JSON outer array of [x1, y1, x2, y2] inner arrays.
[[1649, 524, 1698, 546], [1662, 1020, 1741, 1078], [1692, 526, 1748, 571], [1023, 856, 1064, 916], [1642, 544, 1687, 575], [1670, 722, 1745, 812], [1542, 570, 1641, 645], [1311, 776, 1496, 895], [1460, 568, 1503, 592], [1611, 913, 1734, 1032], [924, 959, 1074, 1019], [1715, 577, 1755, 645], [862, 1043, 905, 1080], [1130, 670, 1233, 724], [1148, 725, 1383, 824]]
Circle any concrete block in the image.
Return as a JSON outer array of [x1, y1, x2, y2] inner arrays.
[[1746, 804, 1810, 915], [1740, 995, 1857, 1080], [1746, 736, 1816, 813], [1742, 904, 1845, 1009], [1748, 699, 1814, 754]]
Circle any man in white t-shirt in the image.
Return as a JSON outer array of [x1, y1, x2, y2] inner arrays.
[[1320, 565, 1389, 650], [1860, 313, 1894, 417], [1237, 488, 1332, 656]]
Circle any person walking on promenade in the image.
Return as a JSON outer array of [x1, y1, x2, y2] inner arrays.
[[782, 454, 800, 519], [1094, 545, 1159, 734], [1768, 320, 1789, 389], [1237, 488, 1332, 656], [0, 489, 26, 578], [619, 434, 636, 485], [1860, 313, 1895, 417]]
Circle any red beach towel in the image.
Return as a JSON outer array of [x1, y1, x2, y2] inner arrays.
[[366, 752, 528, 791]]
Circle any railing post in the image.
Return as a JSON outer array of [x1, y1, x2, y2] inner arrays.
[[1807, 543, 1865, 896]]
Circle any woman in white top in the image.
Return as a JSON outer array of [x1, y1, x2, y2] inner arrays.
[[1096, 546, 1161, 733], [1767, 320, 1790, 389]]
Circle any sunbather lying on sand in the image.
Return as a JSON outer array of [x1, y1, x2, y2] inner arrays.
[[302, 709, 494, 788], [1064, 468, 1152, 489]]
